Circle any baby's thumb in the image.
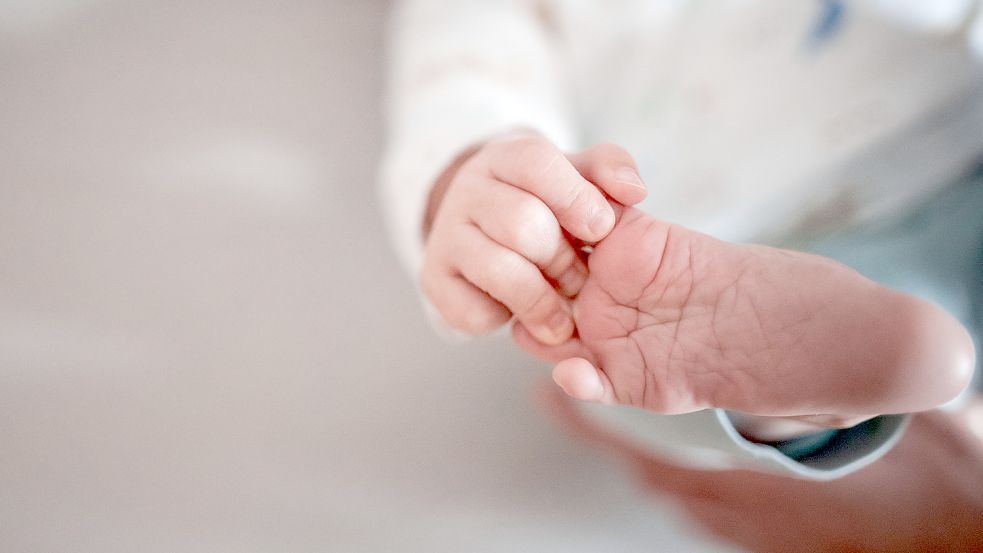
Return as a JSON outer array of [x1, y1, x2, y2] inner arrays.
[[567, 143, 647, 207]]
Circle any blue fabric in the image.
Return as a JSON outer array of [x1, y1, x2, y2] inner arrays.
[[804, 0, 847, 53], [775, 416, 896, 464], [770, 428, 839, 461]]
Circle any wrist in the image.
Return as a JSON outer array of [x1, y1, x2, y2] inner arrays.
[[422, 143, 482, 240]]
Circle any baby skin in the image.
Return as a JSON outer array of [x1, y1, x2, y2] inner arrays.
[[422, 132, 974, 429], [514, 206, 976, 422]]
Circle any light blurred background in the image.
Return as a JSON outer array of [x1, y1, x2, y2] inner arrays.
[[0, 1, 738, 551]]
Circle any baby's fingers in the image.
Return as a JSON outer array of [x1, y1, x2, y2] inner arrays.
[[469, 182, 586, 297], [421, 269, 511, 336], [511, 321, 589, 363], [485, 136, 615, 243], [455, 225, 574, 345], [567, 143, 647, 207]]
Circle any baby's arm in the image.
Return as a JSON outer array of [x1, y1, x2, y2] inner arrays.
[[381, 1, 649, 339], [380, 0, 575, 279]]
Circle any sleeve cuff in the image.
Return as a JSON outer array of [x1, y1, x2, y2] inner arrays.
[[718, 410, 911, 479], [766, 428, 840, 461]]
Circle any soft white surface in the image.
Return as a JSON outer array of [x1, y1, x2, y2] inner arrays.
[[0, 1, 737, 551]]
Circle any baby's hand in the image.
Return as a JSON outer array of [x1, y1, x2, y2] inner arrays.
[[422, 132, 647, 344]]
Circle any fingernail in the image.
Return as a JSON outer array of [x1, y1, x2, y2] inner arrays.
[[588, 206, 615, 237], [614, 166, 645, 190]]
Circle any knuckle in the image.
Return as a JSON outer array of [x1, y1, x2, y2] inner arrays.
[[548, 244, 577, 274], [501, 267, 551, 315], [557, 180, 595, 216], [464, 305, 509, 334], [507, 200, 560, 261], [518, 286, 560, 321], [447, 305, 495, 335], [509, 137, 561, 180], [513, 195, 552, 224], [483, 251, 527, 286], [419, 257, 511, 336]]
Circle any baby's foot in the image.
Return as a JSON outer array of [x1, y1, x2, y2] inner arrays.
[[514, 207, 974, 417]]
